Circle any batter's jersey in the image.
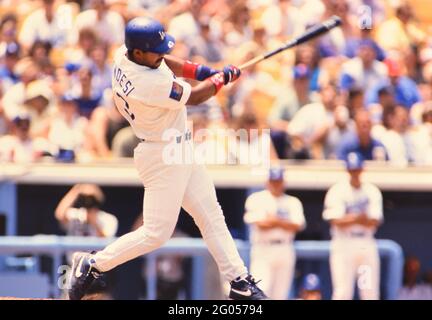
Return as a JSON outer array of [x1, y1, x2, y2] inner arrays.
[[111, 45, 192, 141], [323, 180, 383, 239], [244, 190, 306, 244]]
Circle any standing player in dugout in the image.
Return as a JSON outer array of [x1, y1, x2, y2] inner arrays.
[[68, 17, 269, 300]]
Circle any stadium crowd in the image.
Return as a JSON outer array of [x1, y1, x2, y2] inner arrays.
[[0, 0, 432, 166]]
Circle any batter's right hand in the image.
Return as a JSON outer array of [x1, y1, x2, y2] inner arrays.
[[222, 65, 241, 85]]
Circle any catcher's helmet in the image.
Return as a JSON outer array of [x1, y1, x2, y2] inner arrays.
[[125, 17, 175, 54]]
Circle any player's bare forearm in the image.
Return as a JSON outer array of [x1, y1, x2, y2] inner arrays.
[[274, 220, 302, 232], [256, 221, 276, 230], [55, 185, 81, 222], [164, 55, 185, 77], [331, 213, 365, 227], [256, 218, 300, 232], [357, 218, 380, 228], [186, 80, 217, 106]]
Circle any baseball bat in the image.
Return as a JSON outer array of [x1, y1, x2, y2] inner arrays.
[[239, 15, 342, 70]]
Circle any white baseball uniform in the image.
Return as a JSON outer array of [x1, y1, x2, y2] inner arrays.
[[244, 190, 305, 299], [323, 180, 383, 300], [91, 46, 248, 281]]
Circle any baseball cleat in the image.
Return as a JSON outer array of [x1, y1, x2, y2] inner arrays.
[[229, 274, 270, 300], [68, 252, 101, 300]]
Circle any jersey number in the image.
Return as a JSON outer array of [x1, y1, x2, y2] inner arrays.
[[115, 92, 135, 121]]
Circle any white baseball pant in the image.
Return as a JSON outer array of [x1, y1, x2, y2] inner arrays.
[[92, 140, 248, 281], [249, 243, 295, 300], [330, 238, 380, 300]]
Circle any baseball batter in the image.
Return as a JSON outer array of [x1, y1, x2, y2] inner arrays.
[[244, 167, 305, 300], [323, 152, 383, 300], [68, 17, 268, 300]]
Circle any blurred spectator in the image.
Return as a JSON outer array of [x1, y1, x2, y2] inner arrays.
[[261, 0, 306, 39], [398, 256, 432, 300], [267, 65, 311, 155], [0, 14, 18, 50], [367, 86, 396, 125], [64, 28, 98, 66], [127, 0, 169, 16], [29, 40, 55, 77], [230, 43, 281, 118], [405, 104, 432, 165], [337, 109, 388, 161], [345, 29, 386, 62], [89, 42, 112, 93], [244, 167, 305, 300], [189, 16, 224, 63], [298, 0, 326, 26], [71, 0, 125, 48], [298, 273, 322, 300], [69, 67, 103, 118], [0, 115, 46, 163], [294, 44, 321, 95], [45, 94, 89, 160], [321, 105, 355, 159], [410, 62, 432, 126], [0, 41, 20, 92], [372, 106, 415, 167], [318, 0, 359, 58], [18, 0, 71, 51], [22, 79, 55, 137], [228, 112, 279, 165], [346, 89, 365, 119], [366, 58, 421, 110], [223, 0, 252, 47], [2, 58, 41, 120], [191, 113, 233, 165], [375, 2, 427, 54], [287, 82, 339, 159], [87, 90, 129, 158], [339, 39, 388, 98], [55, 183, 118, 237], [167, 0, 210, 43]]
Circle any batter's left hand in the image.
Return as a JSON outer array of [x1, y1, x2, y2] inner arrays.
[[222, 65, 241, 85]]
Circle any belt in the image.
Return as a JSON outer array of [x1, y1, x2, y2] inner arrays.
[[350, 231, 367, 238], [140, 131, 192, 143], [255, 239, 291, 245]]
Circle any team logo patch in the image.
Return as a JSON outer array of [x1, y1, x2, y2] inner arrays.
[[169, 81, 184, 101]]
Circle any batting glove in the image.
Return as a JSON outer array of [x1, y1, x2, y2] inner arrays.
[[222, 65, 241, 85]]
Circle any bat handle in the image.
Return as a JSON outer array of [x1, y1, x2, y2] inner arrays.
[[239, 55, 265, 71]]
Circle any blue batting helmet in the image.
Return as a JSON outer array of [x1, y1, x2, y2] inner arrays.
[[125, 17, 175, 54]]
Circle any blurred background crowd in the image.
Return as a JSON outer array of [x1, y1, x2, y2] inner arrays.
[[0, 0, 432, 165]]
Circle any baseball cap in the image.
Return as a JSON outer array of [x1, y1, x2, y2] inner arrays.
[[293, 64, 310, 79], [64, 62, 81, 73], [4, 42, 20, 57], [269, 167, 284, 181], [25, 80, 53, 102], [302, 273, 321, 291], [345, 152, 364, 170], [384, 58, 403, 77]]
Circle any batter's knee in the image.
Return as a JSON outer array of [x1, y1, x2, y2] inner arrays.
[[140, 224, 174, 248]]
